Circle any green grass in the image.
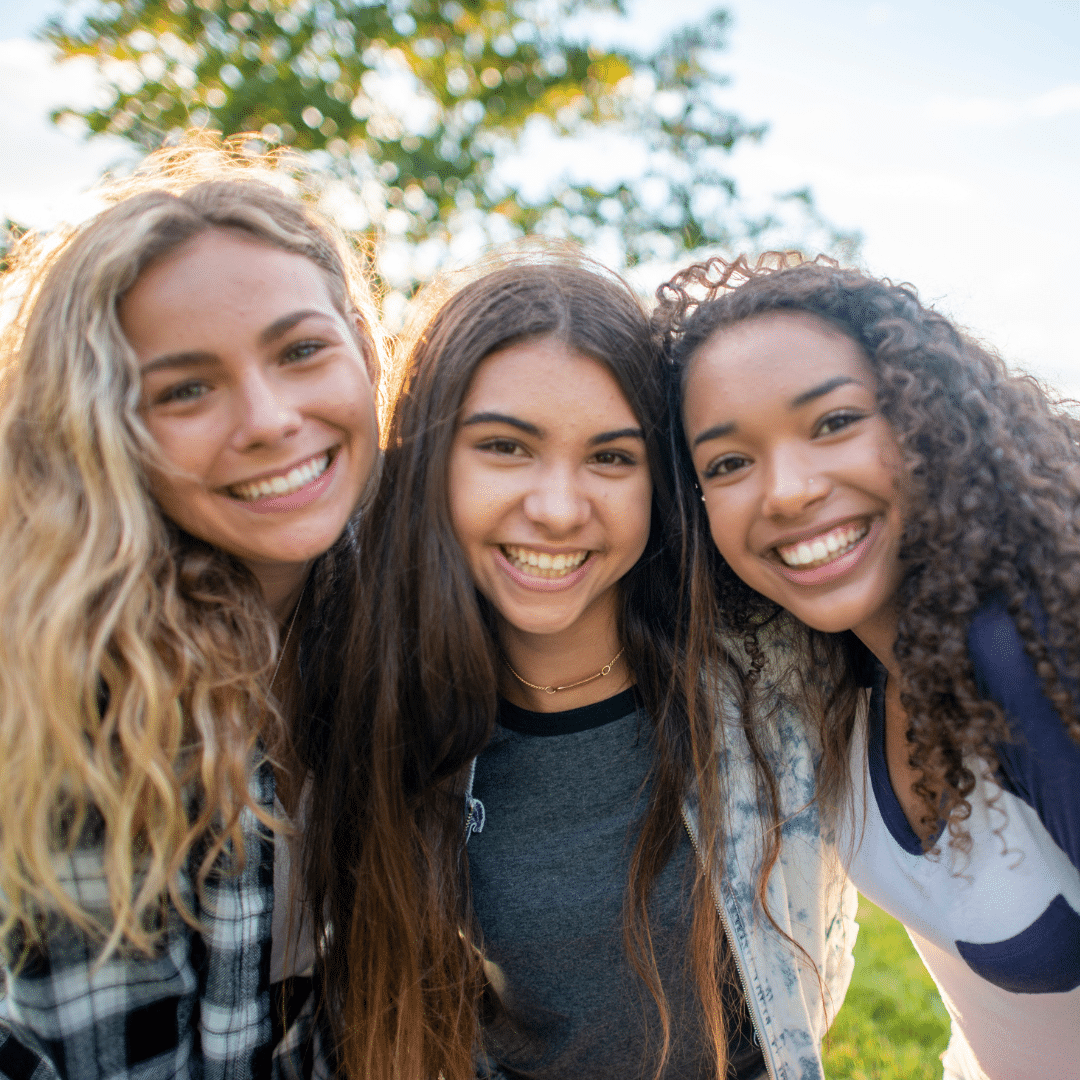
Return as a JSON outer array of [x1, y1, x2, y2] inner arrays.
[[822, 896, 951, 1079]]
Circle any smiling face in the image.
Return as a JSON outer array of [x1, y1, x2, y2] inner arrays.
[[682, 310, 907, 645], [447, 336, 653, 644], [122, 228, 379, 611]]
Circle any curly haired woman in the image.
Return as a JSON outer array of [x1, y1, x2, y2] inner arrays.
[[660, 255, 1080, 1080], [0, 145, 383, 1080]]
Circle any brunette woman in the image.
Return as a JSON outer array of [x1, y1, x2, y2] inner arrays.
[[302, 250, 856, 1080], [663, 255, 1080, 1080], [0, 147, 382, 1080]]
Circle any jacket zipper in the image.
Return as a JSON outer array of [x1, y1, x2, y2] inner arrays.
[[680, 804, 779, 1080]]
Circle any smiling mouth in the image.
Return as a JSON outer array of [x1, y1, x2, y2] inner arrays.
[[502, 544, 590, 579], [775, 519, 871, 571], [228, 450, 332, 502]]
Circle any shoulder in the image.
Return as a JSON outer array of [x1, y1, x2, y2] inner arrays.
[[965, 596, 1066, 743], [966, 597, 1032, 683], [740, 610, 830, 753], [966, 596, 1080, 868], [712, 612, 824, 807]]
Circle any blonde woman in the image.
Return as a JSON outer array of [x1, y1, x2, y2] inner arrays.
[[0, 148, 382, 1080]]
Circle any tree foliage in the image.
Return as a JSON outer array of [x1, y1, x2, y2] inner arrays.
[[0, 221, 28, 275], [43, 0, 854, 275]]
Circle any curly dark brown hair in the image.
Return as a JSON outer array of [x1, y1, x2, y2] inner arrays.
[[656, 252, 1080, 848]]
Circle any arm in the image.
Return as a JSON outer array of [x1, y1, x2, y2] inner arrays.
[[0, 1024, 61, 1080], [1, 763, 278, 1080], [0, 845, 203, 1080]]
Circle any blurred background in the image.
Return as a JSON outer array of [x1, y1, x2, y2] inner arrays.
[[1, 0, 1076, 396]]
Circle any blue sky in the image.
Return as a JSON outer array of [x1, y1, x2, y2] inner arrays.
[[1, 0, 1077, 390]]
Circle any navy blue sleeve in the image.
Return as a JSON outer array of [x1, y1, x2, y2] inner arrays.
[[967, 599, 1080, 871]]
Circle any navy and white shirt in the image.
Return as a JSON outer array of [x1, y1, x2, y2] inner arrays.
[[840, 600, 1080, 1080]]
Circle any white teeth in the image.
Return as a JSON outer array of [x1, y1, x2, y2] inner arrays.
[[777, 522, 870, 569], [503, 545, 588, 578], [230, 452, 330, 502]]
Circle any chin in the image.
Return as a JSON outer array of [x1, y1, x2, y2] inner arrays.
[[781, 598, 871, 636]]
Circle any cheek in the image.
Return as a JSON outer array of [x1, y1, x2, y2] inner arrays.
[[446, 449, 486, 552], [331, 367, 379, 440], [628, 477, 654, 556], [703, 493, 746, 562], [142, 418, 214, 507], [145, 464, 208, 539]]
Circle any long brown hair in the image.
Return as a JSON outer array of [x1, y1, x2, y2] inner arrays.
[[658, 252, 1080, 847], [300, 247, 778, 1080], [0, 141, 382, 961]]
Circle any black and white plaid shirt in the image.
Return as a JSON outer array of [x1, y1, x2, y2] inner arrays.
[[0, 763, 326, 1080]]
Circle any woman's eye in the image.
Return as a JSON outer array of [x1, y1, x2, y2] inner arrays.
[[702, 454, 749, 480], [156, 380, 210, 405], [591, 450, 635, 467], [283, 340, 323, 363], [816, 410, 863, 436], [479, 438, 526, 456]]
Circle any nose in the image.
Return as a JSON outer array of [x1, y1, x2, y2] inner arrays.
[[521, 462, 591, 535], [761, 443, 831, 519], [230, 368, 302, 450]]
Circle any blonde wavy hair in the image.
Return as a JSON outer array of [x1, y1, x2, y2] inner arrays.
[[0, 138, 383, 961]]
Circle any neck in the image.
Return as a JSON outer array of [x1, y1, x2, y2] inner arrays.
[[498, 601, 629, 713], [851, 603, 901, 683], [248, 559, 311, 624], [852, 601, 939, 840]]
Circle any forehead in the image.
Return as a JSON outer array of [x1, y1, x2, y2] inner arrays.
[[464, 336, 638, 419], [688, 309, 871, 397], [132, 229, 334, 311], [120, 229, 341, 356]]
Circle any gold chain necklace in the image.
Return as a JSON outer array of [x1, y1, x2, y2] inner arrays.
[[504, 646, 625, 695]]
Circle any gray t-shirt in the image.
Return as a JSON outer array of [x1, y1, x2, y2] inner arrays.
[[468, 688, 765, 1080]]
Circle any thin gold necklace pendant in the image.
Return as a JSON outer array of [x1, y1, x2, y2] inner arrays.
[[505, 646, 625, 695]]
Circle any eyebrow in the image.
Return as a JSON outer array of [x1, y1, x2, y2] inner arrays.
[[589, 426, 645, 446], [139, 350, 215, 376], [692, 375, 862, 448], [460, 411, 542, 437], [790, 375, 859, 408], [139, 310, 326, 375], [460, 413, 644, 446], [258, 309, 324, 347], [692, 421, 735, 448]]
